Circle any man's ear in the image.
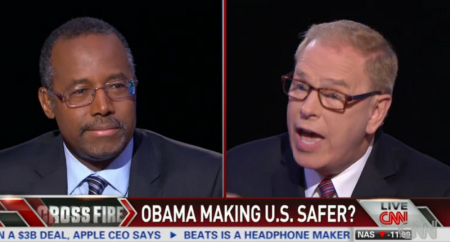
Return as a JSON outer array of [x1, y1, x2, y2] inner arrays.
[[38, 87, 55, 119], [366, 94, 392, 134]]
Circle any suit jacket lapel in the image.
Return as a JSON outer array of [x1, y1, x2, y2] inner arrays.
[[272, 134, 305, 197], [128, 130, 162, 197], [30, 132, 68, 195], [352, 129, 397, 197]]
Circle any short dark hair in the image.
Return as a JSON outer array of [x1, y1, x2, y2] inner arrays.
[[39, 17, 136, 92]]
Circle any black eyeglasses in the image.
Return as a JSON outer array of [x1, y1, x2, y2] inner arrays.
[[281, 73, 381, 112], [51, 79, 138, 108]]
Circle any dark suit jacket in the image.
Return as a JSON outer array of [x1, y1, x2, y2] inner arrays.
[[227, 129, 450, 197], [0, 129, 222, 197]]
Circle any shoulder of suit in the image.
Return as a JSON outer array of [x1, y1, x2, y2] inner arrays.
[[0, 130, 60, 167], [135, 128, 222, 165], [380, 132, 450, 181], [381, 133, 448, 166], [227, 133, 289, 157], [226, 133, 289, 172]]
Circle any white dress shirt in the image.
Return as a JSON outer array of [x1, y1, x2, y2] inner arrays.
[[65, 138, 133, 196], [304, 139, 374, 197]]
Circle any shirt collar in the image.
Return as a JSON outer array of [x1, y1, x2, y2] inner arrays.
[[65, 138, 133, 196], [304, 138, 374, 197]]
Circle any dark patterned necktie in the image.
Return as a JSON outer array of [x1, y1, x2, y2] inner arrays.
[[318, 178, 336, 198], [86, 175, 109, 195]]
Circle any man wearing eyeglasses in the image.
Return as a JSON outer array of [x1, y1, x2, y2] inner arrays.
[[0, 17, 222, 197], [227, 20, 450, 198]]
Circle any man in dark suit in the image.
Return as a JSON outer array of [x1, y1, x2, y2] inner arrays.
[[0, 17, 222, 197], [227, 20, 450, 198]]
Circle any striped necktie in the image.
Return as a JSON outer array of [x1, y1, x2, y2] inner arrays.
[[318, 178, 336, 198], [86, 175, 109, 195]]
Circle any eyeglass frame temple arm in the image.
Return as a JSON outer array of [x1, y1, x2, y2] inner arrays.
[[346, 91, 382, 102]]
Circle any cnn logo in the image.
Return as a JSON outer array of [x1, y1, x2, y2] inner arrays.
[[379, 202, 408, 225]]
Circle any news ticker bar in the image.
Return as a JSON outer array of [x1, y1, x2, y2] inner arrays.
[[0, 197, 448, 227], [0, 227, 447, 242]]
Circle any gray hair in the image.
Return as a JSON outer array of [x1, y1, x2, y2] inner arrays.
[[295, 20, 397, 95], [39, 17, 136, 97]]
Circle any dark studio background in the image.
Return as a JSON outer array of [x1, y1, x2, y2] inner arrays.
[[1, 3, 222, 153], [227, 1, 450, 167]]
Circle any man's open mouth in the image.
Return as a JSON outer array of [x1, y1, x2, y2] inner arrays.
[[296, 128, 324, 145]]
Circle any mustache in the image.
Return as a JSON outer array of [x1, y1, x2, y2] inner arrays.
[[80, 117, 126, 134]]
